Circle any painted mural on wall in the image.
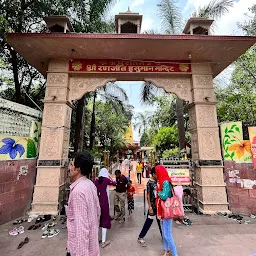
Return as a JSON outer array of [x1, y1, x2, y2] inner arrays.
[[0, 121, 41, 160], [248, 127, 256, 169], [220, 121, 252, 163]]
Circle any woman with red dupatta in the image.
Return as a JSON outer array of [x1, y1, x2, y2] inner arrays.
[[156, 165, 178, 256]]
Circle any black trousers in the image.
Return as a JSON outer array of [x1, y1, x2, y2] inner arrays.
[[139, 211, 162, 238], [66, 253, 71, 256], [137, 173, 142, 184]]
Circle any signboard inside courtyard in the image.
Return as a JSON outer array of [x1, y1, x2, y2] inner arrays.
[[69, 59, 191, 73], [167, 168, 191, 185]]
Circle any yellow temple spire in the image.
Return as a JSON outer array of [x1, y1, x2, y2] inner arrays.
[[125, 123, 134, 144]]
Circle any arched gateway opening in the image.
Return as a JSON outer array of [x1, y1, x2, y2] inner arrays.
[[6, 10, 256, 216], [33, 61, 226, 215]]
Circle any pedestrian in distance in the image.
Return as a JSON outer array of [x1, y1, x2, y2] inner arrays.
[[136, 160, 143, 184], [127, 179, 135, 217], [67, 152, 100, 256], [113, 169, 128, 223]]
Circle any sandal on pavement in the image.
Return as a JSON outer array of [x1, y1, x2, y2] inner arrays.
[[33, 224, 41, 230], [9, 227, 19, 236], [13, 219, 23, 225], [28, 225, 35, 230], [17, 237, 29, 249], [48, 229, 60, 238], [101, 241, 111, 248], [137, 238, 147, 247], [48, 222, 56, 228]]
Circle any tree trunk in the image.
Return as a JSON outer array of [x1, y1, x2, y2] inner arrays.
[[176, 98, 185, 150], [74, 96, 86, 152], [10, 48, 22, 103], [89, 91, 97, 150]]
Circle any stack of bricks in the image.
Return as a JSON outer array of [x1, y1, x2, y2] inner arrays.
[[0, 98, 42, 137], [0, 159, 37, 224], [224, 161, 256, 215]]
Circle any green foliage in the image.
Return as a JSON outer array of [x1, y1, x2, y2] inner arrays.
[[134, 111, 152, 136], [140, 132, 151, 147], [0, 0, 116, 106], [153, 125, 179, 153], [93, 100, 131, 154], [192, 0, 234, 19], [215, 5, 256, 138], [162, 147, 180, 159], [27, 138, 37, 158], [149, 95, 176, 129]]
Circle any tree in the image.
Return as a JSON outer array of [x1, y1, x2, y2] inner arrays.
[[140, 131, 151, 147], [157, 0, 234, 149], [149, 94, 176, 129], [153, 126, 179, 155], [0, 0, 117, 152], [88, 82, 128, 150], [134, 111, 152, 136], [215, 4, 256, 138]]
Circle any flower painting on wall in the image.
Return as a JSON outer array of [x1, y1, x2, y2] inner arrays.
[[0, 137, 26, 160], [220, 122, 252, 163]]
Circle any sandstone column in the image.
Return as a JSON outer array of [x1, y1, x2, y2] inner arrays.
[[189, 64, 229, 214], [31, 60, 71, 215]]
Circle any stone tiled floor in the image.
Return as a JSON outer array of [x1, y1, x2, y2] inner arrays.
[[1, 194, 256, 256], [1, 161, 256, 256]]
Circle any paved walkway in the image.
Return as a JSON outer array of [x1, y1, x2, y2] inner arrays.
[[1, 194, 256, 256], [1, 162, 256, 256]]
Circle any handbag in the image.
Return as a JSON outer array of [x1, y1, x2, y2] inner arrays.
[[160, 185, 183, 219]]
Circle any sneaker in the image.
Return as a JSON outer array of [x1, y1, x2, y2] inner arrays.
[[48, 229, 60, 238], [42, 229, 49, 239], [9, 227, 19, 236], [18, 226, 25, 234], [42, 223, 49, 231], [250, 214, 256, 219], [119, 218, 125, 224]]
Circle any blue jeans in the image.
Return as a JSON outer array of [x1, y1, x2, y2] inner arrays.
[[161, 219, 178, 256]]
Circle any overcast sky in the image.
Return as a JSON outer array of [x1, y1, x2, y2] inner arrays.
[[109, 0, 254, 142]]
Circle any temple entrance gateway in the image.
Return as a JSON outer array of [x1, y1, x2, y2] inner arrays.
[[6, 10, 256, 215]]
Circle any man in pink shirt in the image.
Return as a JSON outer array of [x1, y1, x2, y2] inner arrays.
[[67, 152, 100, 256]]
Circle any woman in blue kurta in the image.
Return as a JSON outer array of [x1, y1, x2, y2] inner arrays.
[[95, 168, 117, 248]]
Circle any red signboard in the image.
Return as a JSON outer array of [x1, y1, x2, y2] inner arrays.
[[69, 59, 191, 73]]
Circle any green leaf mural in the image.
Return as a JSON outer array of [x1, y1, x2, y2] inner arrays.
[[27, 138, 37, 158]]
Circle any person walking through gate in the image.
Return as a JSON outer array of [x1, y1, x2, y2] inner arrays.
[[156, 165, 178, 256], [95, 168, 117, 248], [66, 152, 100, 256], [127, 179, 135, 217], [137, 167, 162, 247], [136, 160, 143, 184], [113, 170, 128, 223]]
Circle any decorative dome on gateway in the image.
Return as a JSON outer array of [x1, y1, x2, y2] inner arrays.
[[115, 7, 143, 34]]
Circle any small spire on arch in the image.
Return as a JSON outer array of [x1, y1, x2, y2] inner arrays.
[[127, 6, 131, 13]]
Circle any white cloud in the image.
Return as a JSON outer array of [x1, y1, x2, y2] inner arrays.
[[132, 0, 145, 8], [214, 0, 255, 35], [141, 17, 153, 32], [182, 0, 255, 36]]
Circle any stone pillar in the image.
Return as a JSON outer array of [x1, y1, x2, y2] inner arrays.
[[189, 64, 229, 214], [31, 60, 71, 215], [141, 150, 144, 161]]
